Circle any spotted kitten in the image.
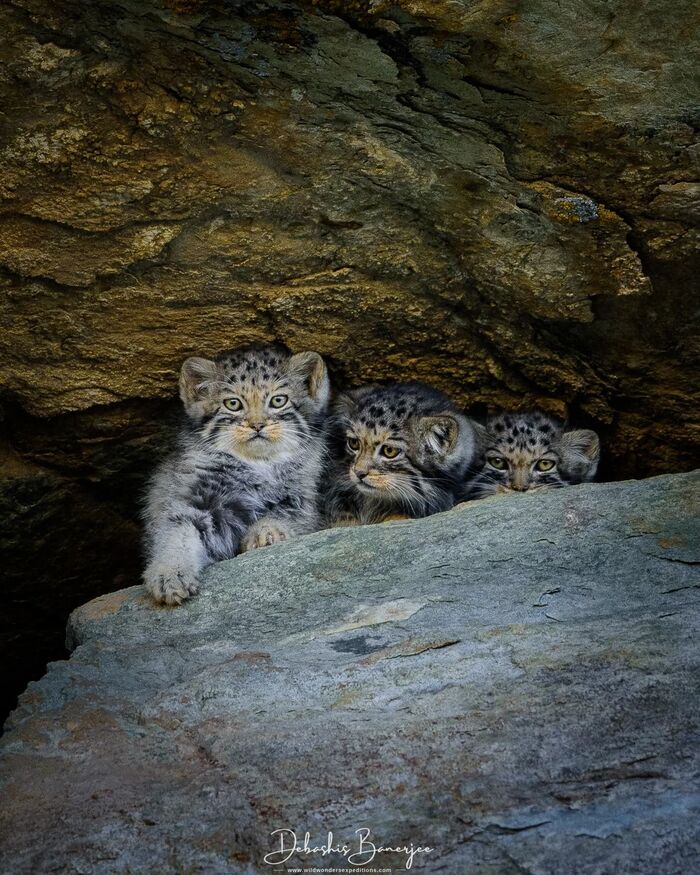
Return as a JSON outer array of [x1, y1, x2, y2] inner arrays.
[[323, 382, 477, 525], [466, 411, 600, 498], [143, 343, 330, 605]]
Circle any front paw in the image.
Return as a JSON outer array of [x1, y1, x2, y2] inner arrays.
[[144, 563, 199, 606], [241, 520, 291, 552]]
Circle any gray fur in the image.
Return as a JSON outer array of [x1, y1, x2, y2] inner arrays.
[[143, 344, 330, 605], [323, 382, 476, 525], [465, 410, 600, 499]]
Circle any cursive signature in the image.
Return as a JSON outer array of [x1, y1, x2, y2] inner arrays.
[[264, 827, 433, 869]]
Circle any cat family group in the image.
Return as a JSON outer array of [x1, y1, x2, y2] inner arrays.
[[143, 344, 599, 605]]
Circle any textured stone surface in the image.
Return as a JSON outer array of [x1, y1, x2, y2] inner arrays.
[[1, 472, 699, 873], [1, 0, 699, 719]]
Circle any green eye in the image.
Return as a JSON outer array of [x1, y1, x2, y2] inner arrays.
[[535, 459, 556, 472], [223, 398, 242, 412], [487, 456, 507, 470], [381, 445, 401, 459], [347, 436, 360, 452], [269, 394, 288, 409]]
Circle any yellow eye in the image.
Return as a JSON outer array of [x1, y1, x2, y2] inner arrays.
[[381, 445, 401, 459], [535, 459, 555, 472], [487, 456, 507, 470], [269, 394, 288, 409], [223, 398, 242, 412], [347, 436, 360, 452]]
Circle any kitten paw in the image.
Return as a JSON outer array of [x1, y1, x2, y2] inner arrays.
[[241, 520, 291, 552], [331, 514, 362, 528], [144, 564, 199, 606]]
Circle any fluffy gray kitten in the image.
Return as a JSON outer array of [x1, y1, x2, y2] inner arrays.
[[323, 382, 477, 525], [465, 410, 600, 498], [143, 343, 330, 605]]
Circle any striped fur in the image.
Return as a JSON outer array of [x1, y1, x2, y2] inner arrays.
[[465, 410, 600, 499], [323, 382, 476, 525], [143, 344, 329, 605]]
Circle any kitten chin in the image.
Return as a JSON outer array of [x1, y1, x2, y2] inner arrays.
[[221, 432, 290, 462]]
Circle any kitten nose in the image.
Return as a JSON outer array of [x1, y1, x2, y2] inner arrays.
[[250, 421, 265, 433], [355, 470, 368, 480]]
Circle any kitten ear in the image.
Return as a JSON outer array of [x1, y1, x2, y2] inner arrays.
[[471, 421, 489, 452], [556, 428, 600, 482], [179, 357, 220, 418], [288, 351, 330, 412], [333, 391, 356, 418], [417, 414, 476, 469]]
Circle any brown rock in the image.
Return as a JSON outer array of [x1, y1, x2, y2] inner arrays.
[[0, 0, 698, 719]]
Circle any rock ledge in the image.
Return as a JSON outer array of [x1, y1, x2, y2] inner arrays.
[[1, 472, 699, 873]]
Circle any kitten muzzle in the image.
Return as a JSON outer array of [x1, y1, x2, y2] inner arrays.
[[351, 470, 376, 490]]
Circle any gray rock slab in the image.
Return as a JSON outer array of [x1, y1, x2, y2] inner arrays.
[[1, 472, 699, 873]]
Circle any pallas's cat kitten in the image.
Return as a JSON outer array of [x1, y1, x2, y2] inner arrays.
[[143, 344, 330, 605], [467, 410, 600, 498], [323, 382, 476, 525]]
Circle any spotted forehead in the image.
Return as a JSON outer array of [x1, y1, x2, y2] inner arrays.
[[348, 396, 414, 434], [218, 348, 289, 387], [349, 421, 400, 446], [488, 414, 560, 453]]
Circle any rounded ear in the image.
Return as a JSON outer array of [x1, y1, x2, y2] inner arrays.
[[417, 413, 477, 471], [557, 428, 600, 481], [472, 421, 489, 451], [288, 351, 330, 412], [332, 390, 356, 418], [179, 357, 220, 418]]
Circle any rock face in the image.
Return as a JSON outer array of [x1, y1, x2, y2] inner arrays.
[[1, 472, 698, 873], [1, 1, 699, 721]]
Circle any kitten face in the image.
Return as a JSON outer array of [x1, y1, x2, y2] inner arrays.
[[333, 383, 474, 512], [179, 344, 329, 463], [470, 411, 599, 497]]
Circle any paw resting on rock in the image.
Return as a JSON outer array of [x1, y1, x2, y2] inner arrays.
[[241, 521, 291, 552], [144, 564, 199, 606]]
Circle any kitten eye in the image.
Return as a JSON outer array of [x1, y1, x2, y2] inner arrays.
[[487, 456, 507, 470], [381, 445, 401, 459], [347, 436, 360, 452], [535, 459, 556, 472], [269, 394, 288, 409], [223, 398, 243, 412]]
